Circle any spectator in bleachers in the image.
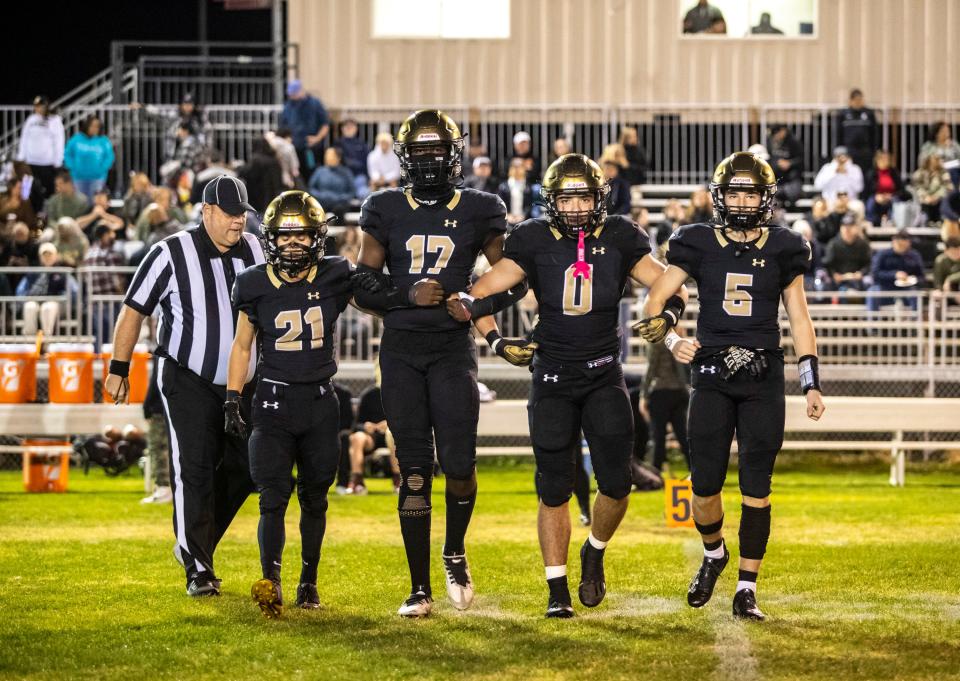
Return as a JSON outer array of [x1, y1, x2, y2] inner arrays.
[[823, 216, 872, 291], [683, 0, 724, 33], [135, 187, 187, 241], [706, 16, 727, 33], [508, 130, 540, 183], [237, 138, 284, 214], [618, 126, 647, 185], [83, 224, 126, 348], [11, 162, 45, 214], [131, 92, 212, 160], [551, 137, 572, 164], [498, 158, 535, 226], [464, 156, 498, 194], [942, 191, 960, 242], [868, 230, 925, 312], [836, 89, 879, 175], [918, 121, 960, 187], [264, 129, 300, 189], [19, 242, 77, 336], [280, 79, 330, 177], [367, 132, 402, 192], [653, 198, 684, 257], [0, 174, 38, 228], [813, 191, 854, 246], [168, 122, 206, 177], [44, 170, 89, 223], [51, 217, 88, 267], [346, 382, 398, 496], [337, 119, 371, 198], [864, 149, 907, 226], [603, 160, 632, 216], [338, 224, 361, 264], [77, 189, 125, 242], [190, 150, 237, 204], [63, 115, 114, 200], [16, 95, 64, 199], [140, 203, 184, 248], [814, 146, 864, 204], [911, 154, 954, 224], [122, 172, 153, 225], [933, 237, 960, 294], [684, 187, 713, 224], [308, 147, 355, 217], [640, 340, 690, 472], [791, 219, 824, 290], [766, 125, 803, 207]]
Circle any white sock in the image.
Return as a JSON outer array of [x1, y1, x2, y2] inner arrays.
[[703, 540, 725, 560], [545, 565, 567, 580], [736, 580, 757, 594], [587, 533, 607, 550]]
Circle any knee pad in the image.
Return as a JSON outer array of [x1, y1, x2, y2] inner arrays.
[[258, 484, 291, 516], [738, 504, 771, 560], [738, 461, 774, 499], [536, 468, 574, 508], [690, 448, 728, 498], [595, 466, 632, 501], [390, 429, 435, 470], [398, 466, 433, 517], [530, 398, 578, 453], [445, 470, 476, 497], [297, 481, 331, 517]]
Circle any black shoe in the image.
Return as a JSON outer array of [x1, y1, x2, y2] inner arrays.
[[186, 577, 221, 597], [578, 540, 606, 608], [545, 597, 575, 618], [295, 583, 321, 610], [687, 545, 729, 608], [251, 578, 284, 619], [732, 588, 766, 621]]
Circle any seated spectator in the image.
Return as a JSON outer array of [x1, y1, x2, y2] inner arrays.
[[338, 119, 371, 198], [603, 160, 631, 216], [367, 132, 402, 192], [11, 162, 45, 214], [264, 130, 300, 189], [169, 122, 205, 177], [683, 0, 724, 33], [172, 169, 194, 214], [0, 175, 38, 228], [82, 224, 126, 349], [346, 383, 399, 495], [864, 150, 907, 225], [766, 125, 803, 207], [823, 216, 872, 291], [51, 217, 88, 267], [684, 187, 713, 224], [867, 230, 925, 312], [933, 237, 960, 294], [919, 121, 960, 187], [498, 158, 535, 226], [551, 137, 572, 164], [338, 224, 361, 264], [752, 12, 783, 34], [706, 17, 727, 33], [791, 219, 823, 290], [813, 191, 854, 246], [238, 138, 284, 214], [76, 189, 125, 241], [911, 154, 954, 224], [618, 126, 647, 185], [308, 147, 355, 216], [18, 242, 78, 336], [814, 146, 864, 205], [63, 115, 114, 200], [123, 173, 153, 225], [653, 199, 684, 257], [942, 190, 960, 242], [141, 203, 184, 248], [135, 187, 187, 242], [5, 222, 39, 292], [43, 170, 89, 223], [507, 130, 539, 183], [191, 150, 238, 203], [464, 156, 498, 194]]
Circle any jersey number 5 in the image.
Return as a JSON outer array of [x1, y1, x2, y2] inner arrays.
[[723, 273, 753, 317], [406, 235, 455, 274], [275, 306, 324, 351]]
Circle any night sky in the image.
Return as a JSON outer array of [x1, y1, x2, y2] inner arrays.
[[5, 0, 274, 104]]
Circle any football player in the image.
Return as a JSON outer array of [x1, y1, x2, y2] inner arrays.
[[447, 154, 689, 618], [637, 151, 826, 621], [225, 190, 372, 618], [351, 110, 527, 617]]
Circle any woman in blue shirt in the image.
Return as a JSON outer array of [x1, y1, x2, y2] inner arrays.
[[64, 116, 115, 199]]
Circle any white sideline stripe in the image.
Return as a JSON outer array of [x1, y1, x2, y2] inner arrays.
[[684, 541, 761, 681]]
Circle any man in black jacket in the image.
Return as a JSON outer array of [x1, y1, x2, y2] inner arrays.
[[767, 126, 803, 208], [835, 89, 879, 175]]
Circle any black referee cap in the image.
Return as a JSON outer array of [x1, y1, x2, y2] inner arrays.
[[202, 175, 256, 216]]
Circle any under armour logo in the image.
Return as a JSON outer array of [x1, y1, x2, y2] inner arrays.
[[262, 401, 279, 409], [699, 365, 718, 374], [752, 258, 765, 268], [444, 219, 457, 228], [592, 246, 606, 255], [308, 292, 320, 300], [543, 374, 559, 383]]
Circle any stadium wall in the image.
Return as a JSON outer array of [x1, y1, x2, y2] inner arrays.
[[289, 0, 960, 107]]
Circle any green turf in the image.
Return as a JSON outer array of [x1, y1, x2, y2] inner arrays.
[[1, 455, 959, 681]]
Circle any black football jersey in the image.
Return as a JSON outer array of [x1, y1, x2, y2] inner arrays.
[[666, 223, 811, 351], [503, 215, 652, 364], [232, 257, 353, 384], [360, 187, 507, 332]]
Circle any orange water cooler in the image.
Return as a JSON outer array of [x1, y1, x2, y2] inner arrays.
[[47, 343, 96, 403], [100, 344, 151, 403], [22, 440, 71, 493], [0, 344, 38, 403]]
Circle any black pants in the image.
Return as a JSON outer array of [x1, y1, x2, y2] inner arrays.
[[529, 358, 634, 506], [248, 380, 340, 583], [157, 358, 254, 582], [29, 164, 57, 199], [648, 388, 690, 470], [687, 354, 785, 499], [378, 329, 479, 479]]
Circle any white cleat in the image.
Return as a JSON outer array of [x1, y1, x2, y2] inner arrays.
[[141, 486, 172, 504], [397, 590, 433, 617], [442, 551, 475, 611]]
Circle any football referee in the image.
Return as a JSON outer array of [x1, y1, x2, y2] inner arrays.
[[105, 176, 265, 597]]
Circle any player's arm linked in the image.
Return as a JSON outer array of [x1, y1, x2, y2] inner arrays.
[[633, 262, 697, 363]]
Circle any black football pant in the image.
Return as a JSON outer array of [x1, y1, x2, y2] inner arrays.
[[647, 388, 690, 470], [687, 354, 785, 499], [157, 358, 254, 584], [248, 380, 340, 585], [529, 358, 634, 507]]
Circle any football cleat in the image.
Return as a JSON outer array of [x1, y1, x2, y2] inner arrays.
[[186, 577, 220, 597], [397, 590, 433, 618], [687, 545, 730, 608], [347, 474, 368, 496], [442, 550, 474, 610], [295, 583, 321, 610], [141, 485, 172, 504], [251, 578, 284, 619], [578, 541, 606, 607], [545, 598, 575, 619], [732, 589, 766, 621]]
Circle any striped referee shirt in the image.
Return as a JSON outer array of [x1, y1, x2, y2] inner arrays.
[[124, 224, 265, 385]]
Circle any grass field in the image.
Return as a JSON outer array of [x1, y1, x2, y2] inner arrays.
[[1, 455, 959, 681]]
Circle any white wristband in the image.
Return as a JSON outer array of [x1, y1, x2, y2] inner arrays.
[[664, 330, 682, 351], [458, 291, 475, 304]]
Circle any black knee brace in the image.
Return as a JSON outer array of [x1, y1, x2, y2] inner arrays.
[[595, 473, 632, 501], [535, 468, 574, 508], [258, 484, 291, 516], [738, 504, 771, 560], [695, 515, 724, 536], [398, 466, 433, 517], [739, 464, 774, 499]]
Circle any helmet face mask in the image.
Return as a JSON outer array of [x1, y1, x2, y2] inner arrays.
[[541, 154, 610, 239], [260, 191, 334, 277], [394, 110, 465, 190], [710, 152, 778, 231]]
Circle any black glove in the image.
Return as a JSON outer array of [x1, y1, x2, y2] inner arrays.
[[223, 392, 248, 439], [350, 268, 387, 294], [485, 330, 538, 367]]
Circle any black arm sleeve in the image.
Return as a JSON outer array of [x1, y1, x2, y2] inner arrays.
[[469, 278, 529, 317], [351, 263, 414, 311]]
